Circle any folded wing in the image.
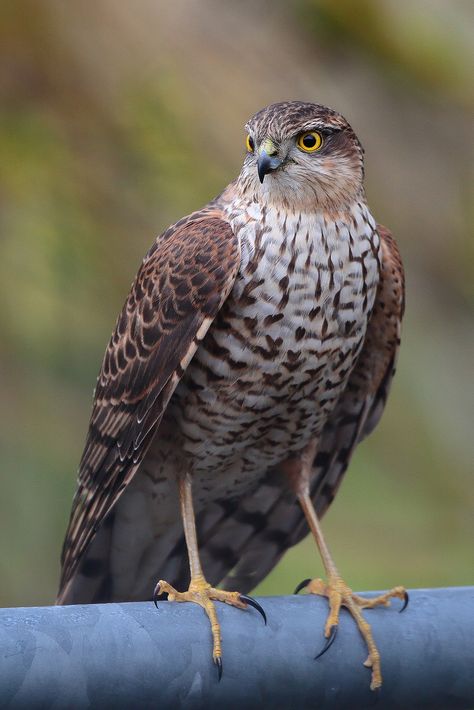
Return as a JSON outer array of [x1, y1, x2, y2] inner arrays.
[[58, 209, 240, 602]]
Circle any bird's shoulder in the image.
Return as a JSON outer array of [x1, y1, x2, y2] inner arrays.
[[95, 203, 241, 403]]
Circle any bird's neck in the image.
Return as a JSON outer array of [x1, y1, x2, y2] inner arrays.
[[234, 171, 366, 215], [221, 182, 370, 231]]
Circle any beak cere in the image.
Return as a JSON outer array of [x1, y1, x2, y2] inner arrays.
[[257, 138, 282, 183]]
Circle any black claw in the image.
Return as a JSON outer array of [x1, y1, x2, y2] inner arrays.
[[153, 583, 160, 609], [294, 578, 312, 595], [239, 594, 267, 625], [215, 657, 223, 682], [314, 625, 338, 660], [371, 687, 382, 703], [399, 590, 409, 613]]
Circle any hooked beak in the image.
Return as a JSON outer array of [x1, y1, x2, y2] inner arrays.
[[257, 138, 282, 183]]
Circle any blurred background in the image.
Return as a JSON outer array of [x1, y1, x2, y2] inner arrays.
[[0, 0, 472, 607]]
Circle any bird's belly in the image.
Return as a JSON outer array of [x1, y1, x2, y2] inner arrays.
[[174, 333, 361, 502], [169, 209, 379, 502]]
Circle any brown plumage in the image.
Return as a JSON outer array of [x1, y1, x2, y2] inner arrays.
[[58, 101, 405, 689], [58, 209, 240, 600]]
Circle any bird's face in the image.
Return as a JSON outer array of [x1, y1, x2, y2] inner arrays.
[[239, 101, 365, 212]]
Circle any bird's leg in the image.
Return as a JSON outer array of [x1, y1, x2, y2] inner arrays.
[[286, 446, 407, 691], [154, 472, 266, 678]]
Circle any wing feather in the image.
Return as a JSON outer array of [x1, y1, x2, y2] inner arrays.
[[58, 210, 240, 601]]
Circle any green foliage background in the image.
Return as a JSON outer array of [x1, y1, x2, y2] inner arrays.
[[0, 0, 472, 606]]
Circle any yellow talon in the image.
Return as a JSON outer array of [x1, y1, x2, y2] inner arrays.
[[153, 575, 265, 678], [303, 574, 407, 690]]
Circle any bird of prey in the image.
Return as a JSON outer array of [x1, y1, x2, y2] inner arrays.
[[58, 101, 407, 690]]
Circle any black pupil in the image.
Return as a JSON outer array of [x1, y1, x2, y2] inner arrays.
[[248, 136, 254, 150], [303, 134, 316, 148]]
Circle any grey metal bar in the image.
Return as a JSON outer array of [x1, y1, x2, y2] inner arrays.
[[0, 587, 473, 709]]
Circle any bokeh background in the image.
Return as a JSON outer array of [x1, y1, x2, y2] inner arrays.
[[0, 0, 472, 607]]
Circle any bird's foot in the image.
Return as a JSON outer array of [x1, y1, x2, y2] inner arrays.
[[295, 576, 408, 690], [154, 575, 266, 679]]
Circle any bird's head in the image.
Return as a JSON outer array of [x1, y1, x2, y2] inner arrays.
[[238, 101, 365, 212]]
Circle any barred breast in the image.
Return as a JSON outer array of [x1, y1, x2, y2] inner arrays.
[[167, 199, 381, 503]]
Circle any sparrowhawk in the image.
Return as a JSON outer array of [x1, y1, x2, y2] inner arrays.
[[58, 101, 407, 690]]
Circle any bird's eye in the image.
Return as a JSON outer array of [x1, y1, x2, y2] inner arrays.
[[246, 135, 255, 153], [296, 131, 323, 153]]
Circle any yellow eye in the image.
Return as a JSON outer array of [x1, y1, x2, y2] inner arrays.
[[246, 134, 255, 153], [297, 131, 323, 153]]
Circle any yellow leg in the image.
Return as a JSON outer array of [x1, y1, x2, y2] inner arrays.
[[153, 473, 266, 678], [297, 489, 408, 690]]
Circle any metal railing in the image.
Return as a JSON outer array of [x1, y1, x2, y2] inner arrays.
[[1, 587, 473, 709]]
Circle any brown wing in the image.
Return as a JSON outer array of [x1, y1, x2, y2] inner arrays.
[[58, 209, 240, 601], [192, 224, 405, 593]]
